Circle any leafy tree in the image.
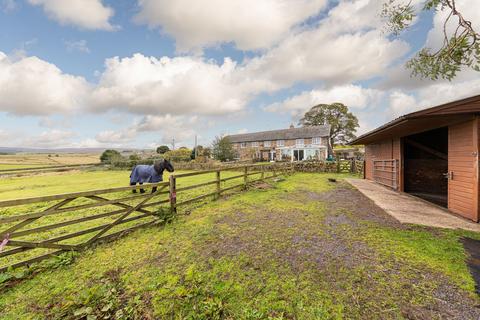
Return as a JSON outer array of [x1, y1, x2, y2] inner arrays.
[[156, 145, 170, 154], [202, 147, 212, 158], [299, 103, 359, 146], [191, 145, 201, 160], [382, 0, 479, 80], [163, 148, 192, 162], [212, 136, 237, 162], [100, 149, 122, 163], [192, 145, 211, 160]]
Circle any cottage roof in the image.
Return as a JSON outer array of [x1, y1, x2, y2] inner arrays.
[[226, 125, 330, 143], [350, 94, 480, 145]]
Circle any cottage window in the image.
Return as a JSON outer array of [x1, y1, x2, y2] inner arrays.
[[296, 139, 304, 147], [277, 140, 285, 147], [264, 141, 271, 147], [240, 142, 247, 148], [251, 141, 259, 147], [312, 137, 321, 145]]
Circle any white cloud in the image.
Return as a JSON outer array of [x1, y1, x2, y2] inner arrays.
[[415, 78, 480, 110], [91, 54, 252, 115], [134, 0, 327, 51], [0, 52, 90, 115], [91, 114, 199, 147], [22, 129, 75, 148], [1, 0, 16, 12], [134, 114, 198, 145], [265, 85, 384, 116], [65, 40, 90, 53], [28, 0, 117, 31], [388, 91, 417, 119], [38, 117, 72, 128], [244, 29, 409, 88], [95, 128, 137, 144]]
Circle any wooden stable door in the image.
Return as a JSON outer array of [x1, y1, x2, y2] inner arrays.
[[448, 119, 479, 222]]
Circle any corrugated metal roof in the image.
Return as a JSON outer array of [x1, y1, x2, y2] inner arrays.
[[226, 125, 331, 143]]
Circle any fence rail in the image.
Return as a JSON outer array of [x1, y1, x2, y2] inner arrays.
[[0, 164, 291, 273]]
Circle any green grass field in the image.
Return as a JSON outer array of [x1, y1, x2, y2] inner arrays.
[[0, 168, 255, 271], [1, 172, 480, 319], [0, 164, 49, 170]]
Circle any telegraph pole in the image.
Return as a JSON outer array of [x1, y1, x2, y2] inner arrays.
[[172, 138, 175, 150], [194, 134, 198, 158]]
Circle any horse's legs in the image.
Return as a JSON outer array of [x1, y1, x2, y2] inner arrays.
[[130, 182, 137, 193], [139, 182, 145, 194]]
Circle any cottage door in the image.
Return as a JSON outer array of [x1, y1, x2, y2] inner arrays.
[[447, 120, 479, 222]]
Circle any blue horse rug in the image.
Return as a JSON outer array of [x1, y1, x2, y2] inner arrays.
[[129, 165, 163, 184]]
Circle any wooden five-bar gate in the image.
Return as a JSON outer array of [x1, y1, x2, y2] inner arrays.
[[0, 164, 290, 273]]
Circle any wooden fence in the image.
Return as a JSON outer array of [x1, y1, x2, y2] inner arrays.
[[0, 164, 290, 273]]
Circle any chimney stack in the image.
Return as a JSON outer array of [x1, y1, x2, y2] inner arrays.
[[289, 124, 294, 129]]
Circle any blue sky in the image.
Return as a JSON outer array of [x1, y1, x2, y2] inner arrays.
[[0, 0, 479, 149]]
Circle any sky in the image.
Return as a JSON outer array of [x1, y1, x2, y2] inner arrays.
[[0, 0, 479, 150]]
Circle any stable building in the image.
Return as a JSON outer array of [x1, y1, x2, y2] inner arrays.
[[351, 95, 480, 222]]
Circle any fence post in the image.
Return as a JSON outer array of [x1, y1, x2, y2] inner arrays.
[[261, 165, 265, 180], [243, 166, 248, 190], [169, 175, 177, 214], [273, 166, 277, 178], [216, 170, 221, 199], [363, 160, 366, 179]]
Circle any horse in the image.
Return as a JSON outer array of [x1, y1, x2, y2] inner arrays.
[[129, 159, 174, 193]]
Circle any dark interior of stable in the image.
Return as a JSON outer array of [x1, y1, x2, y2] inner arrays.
[[404, 127, 448, 207]]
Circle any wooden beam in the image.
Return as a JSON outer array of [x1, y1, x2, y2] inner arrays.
[[404, 138, 448, 160]]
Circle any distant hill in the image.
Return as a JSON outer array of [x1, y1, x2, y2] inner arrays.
[[0, 147, 147, 154]]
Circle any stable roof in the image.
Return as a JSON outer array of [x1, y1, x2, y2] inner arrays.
[[351, 94, 480, 145]]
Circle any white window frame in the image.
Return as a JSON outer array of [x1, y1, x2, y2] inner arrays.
[[277, 140, 285, 147], [240, 142, 247, 148], [312, 137, 321, 145], [264, 141, 271, 147], [251, 141, 259, 147], [296, 139, 304, 147]]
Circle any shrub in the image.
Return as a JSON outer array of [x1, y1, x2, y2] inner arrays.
[[156, 145, 170, 154], [163, 149, 192, 162], [100, 150, 123, 163], [129, 154, 141, 161]]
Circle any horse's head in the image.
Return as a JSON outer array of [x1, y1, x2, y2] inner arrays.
[[154, 159, 174, 174], [163, 159, 174, 172]]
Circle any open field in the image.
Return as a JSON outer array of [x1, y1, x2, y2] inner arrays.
[[1, 172, 480, 319], [0, 170, 135, 200], [0, 153, 100, 169]]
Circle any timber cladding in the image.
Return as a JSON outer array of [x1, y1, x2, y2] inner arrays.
[[352, 94, 480, 223], [448, 119, 479, 221]]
